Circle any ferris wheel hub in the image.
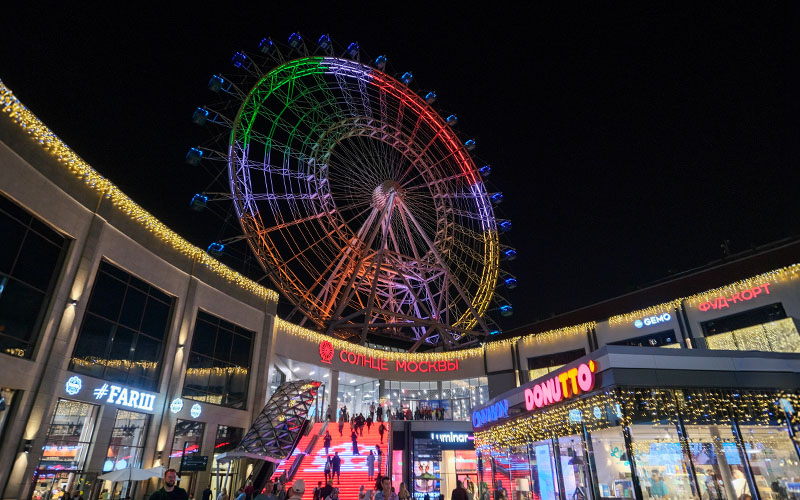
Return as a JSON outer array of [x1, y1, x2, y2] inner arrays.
[[371, 180, 402, 211]]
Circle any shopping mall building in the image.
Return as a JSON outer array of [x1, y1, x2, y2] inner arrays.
[[0, 81, 798, 500]]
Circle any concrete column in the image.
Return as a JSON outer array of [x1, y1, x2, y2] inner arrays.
[[328, 370, 339, 421]]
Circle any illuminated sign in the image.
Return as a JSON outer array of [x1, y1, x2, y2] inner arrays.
[[65, 376, 82, 396], [634, 313, 671, 328], [472, 399, 509, 428], [170, 398, 184, 414], [429, 432, 472, 443], [92, 383, 155, 411], [190, 403, 202, 418], [525, 360, 597, 411], [698, 283, 770, 312], [319, 342, 461, 373]]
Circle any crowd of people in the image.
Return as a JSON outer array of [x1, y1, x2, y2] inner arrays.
[[328, 402, 448, 427]]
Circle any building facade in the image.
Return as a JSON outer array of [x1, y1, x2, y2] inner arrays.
[[1, 81, 799, 500]]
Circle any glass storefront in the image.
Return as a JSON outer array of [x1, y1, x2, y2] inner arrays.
[[100, 410, 149, 500], [33, 399, 99, 500], [169, 419, 206, 491], [0, 387, 17, 444], [476, 389, 800, 500], [410, 432, 478, 500], [383, 378, 489, 421], [211, 425, 244, 499]]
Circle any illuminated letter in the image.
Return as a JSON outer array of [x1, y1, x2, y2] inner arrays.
[[447, 360, 458, 371], [381, 359, 388, 371], [550, 376, 563, 402], [577, 363, 595, 392], [129, 390, 140, 409], [559, 372, 571, 398], [419, 363, 429, 373], [340, 350, 348, 362], [107, 385, 121, 404], [532, 384, 544, 408], [348, 352, 357, 364], [762, 283, 771, 294], [567, 368, 579, 395], [699, 302, 711, 312], [116, 388, 129, 407], [740, 289, 753, 301], [524, 388, 535, 411], [472, 412, 481, 427], [717, 298, 729, 309], [396, 360, 407, 371], [730, 292, 742, 303], [541, 379, 553, 405], [752, 286, 762, 297], [408, 362, 418, 372]]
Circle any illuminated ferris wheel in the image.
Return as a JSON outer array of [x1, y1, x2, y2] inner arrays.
[[190, 33, 516, 350]]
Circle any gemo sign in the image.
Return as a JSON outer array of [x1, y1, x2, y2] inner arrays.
[[525, 360, 597, 411], [319, 340, 460, 373], [634, 313, 671, 328]]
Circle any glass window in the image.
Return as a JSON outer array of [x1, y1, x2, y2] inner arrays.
[[590, 427, 635, 498], [169, 419, 206, 472], [182, 310, 253, 409], [104, 410, 149, 472], [71, 261, 174, 390], [36, 400, 99, 475], [628, 422, 696, 500], [527, 349, 585, 381], [685, 424, 754, 500], [558, 435, 593, 500], [210, 425, 243, 500], [736, 424, 800, 500], [0, 194, 68, 359], [610, 330, 680, 349], [0, 388, 18, 447], [702, 304, 800, 353]]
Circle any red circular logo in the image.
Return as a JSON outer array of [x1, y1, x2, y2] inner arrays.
[[319, 340, 334, 364]]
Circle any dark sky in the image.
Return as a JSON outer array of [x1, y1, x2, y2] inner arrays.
[[2, 4, 797, 331]]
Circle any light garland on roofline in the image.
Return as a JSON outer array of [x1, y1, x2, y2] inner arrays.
[[683, 264, 800, 306], [0, 81, 278, 305], [276, 318, 484, 361], [608, 300, 681, 326]]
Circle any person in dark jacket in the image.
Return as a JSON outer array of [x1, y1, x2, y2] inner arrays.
[[150, 469, 189, 500], [323, 431, 332, 456], [451, 481, 468, 500]]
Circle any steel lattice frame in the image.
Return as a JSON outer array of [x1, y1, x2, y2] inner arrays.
[[234, 379, 322, 462], [227, 55, 499, 349]]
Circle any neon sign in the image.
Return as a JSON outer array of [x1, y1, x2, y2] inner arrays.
[[190, 403, 202, 418], [65, 376, 82, 396], [170, 398, 184, 413], [698, 283, 770, 312], [472, 399, 509, 428], [634, 313, 671, 328], [319, 342, 461, 373], [429, 432, 472, 443], [92, 383, 156, 411], [524, 360, 597, 411]]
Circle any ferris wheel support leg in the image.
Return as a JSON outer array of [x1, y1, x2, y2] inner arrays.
[[395, 198, 492, 336]]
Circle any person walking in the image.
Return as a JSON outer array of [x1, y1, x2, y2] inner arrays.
[[338, 418, 344, 437], [202, 486, 213, 500], [451, 481, 468, 500], [351, 429, 360, 455], [324, 455, 332, 484], [370, 402, 375, 420], [375, 477, 399, 500], [313, 482, 322, 500], [367, 450, 376, 480], [320, 482, 333, 500], [323, 431, 332, 456], [286, 480, 305, 500], [378, 421, 386, 443], [376, 405, 383, 422], [375, 446, 383, 475], [366, 414, 373, 433], [398, 484, 410, 500], [150, 469, 189, 500], [217, 489, 229, 500], [332, 452, 342, 484]]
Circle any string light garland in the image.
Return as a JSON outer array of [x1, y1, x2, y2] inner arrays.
[[608, 301, 681, 326], [475, 387, 795, 452], [276, 318, 484, 361], [516, 323, 595, 346], [683, 264, 800, 306], [0, 81, 278, 305]]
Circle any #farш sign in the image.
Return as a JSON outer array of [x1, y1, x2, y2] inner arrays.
[[64, 376, 156, 411]]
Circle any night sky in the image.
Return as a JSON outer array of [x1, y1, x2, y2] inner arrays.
[[2, 4, 796, 332]]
